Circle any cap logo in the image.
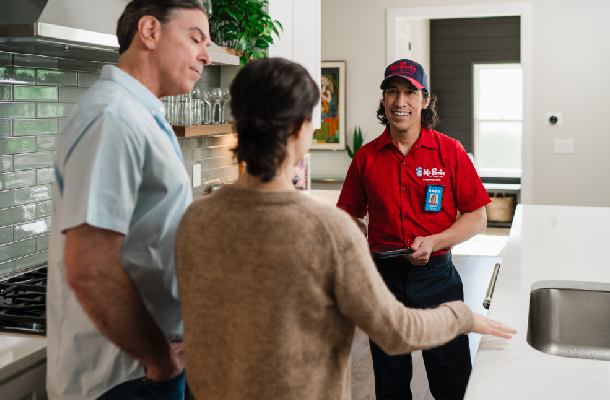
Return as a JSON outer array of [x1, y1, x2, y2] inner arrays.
[[389, 63, 417, 75]]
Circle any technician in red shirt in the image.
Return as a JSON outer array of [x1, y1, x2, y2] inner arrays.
[[337, 59, 491, 400]]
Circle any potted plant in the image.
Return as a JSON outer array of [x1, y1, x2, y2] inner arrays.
[[210, 0, 282, 65], [347, 126, 365, 158]]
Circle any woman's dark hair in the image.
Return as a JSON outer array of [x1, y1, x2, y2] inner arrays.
[[231, 58, 320, 182], [116, 0, 206, 54], [376, 89, 441, 129]]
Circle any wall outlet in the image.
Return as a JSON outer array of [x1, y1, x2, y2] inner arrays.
[[554, 139, 573, 154], [545, 112, 563, 125], [193, 164, 201, 187]]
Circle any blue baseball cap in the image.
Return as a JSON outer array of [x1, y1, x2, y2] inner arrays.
[[380, 59, 429, 92]]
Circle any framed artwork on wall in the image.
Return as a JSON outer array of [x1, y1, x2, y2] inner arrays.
[[311, 61, 346, 150], [292, 153, 311, 195]]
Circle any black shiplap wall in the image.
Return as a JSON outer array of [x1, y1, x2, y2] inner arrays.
[[430, 16, 520, 153]]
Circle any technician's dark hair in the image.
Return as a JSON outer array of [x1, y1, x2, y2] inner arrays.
[[116, 0, 207, 54], [231, 58, 320, 182], [376, 89, 441, 129]]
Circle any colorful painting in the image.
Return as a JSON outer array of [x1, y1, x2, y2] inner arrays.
[[312, 61, 346, 150]]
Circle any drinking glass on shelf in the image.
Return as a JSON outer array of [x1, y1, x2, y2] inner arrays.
[[219, 88, 231, 124], [202, 89, 213, 124], [210, 88, 223, 125], [191, 88, 202, 125]]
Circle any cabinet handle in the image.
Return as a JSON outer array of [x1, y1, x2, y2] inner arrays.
[[483, 263, 501, 310]]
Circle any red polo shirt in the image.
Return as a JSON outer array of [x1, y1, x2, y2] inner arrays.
[[337, 126, 490, 255]]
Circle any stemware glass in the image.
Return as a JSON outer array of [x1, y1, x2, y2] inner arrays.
[[210, 88, 223, 125], [202, 89, 213, 125], [219, 88, 231, 124]]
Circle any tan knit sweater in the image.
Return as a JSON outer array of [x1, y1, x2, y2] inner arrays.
[[175, 186, 474, 400]]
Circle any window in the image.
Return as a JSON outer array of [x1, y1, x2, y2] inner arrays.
[[473, 63, 523, 178]]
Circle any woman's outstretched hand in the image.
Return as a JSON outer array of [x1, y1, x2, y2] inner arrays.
[[472, 313, 517, 339]]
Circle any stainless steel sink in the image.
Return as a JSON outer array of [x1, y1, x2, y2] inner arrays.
[[527, 288, 610, 361]]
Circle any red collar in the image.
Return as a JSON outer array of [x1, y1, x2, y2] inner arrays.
[[376, 126, 438, 152]]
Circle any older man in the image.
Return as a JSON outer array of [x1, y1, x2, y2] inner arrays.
[[47, 1, 210, 399]]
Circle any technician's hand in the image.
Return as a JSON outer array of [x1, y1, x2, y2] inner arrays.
[[473, 313, 517, 339], [145, 341, 184, 382], [407, 236, 437, 265]]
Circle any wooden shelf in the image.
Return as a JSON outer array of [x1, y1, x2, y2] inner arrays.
[[172, 123, 236, 137]]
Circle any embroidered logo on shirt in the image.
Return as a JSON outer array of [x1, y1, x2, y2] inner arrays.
[[416, 166, 423, 177], [422, 168, 445, 177]]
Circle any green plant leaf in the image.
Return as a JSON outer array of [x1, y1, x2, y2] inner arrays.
[[225, 23, 238, 32], [235, 36, 251, 50], [225, 32, 236, 41], [346, 145, 354, 158], [252, 51, 263, 60], [239, 55, 248, 66], [255, 39, 269, 49], [227, 9, 240, 21], [275, 20, 283, 31]]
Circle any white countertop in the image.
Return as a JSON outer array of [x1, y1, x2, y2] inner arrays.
[[0, 333, 46, 381], [465, 205, 610, 399]]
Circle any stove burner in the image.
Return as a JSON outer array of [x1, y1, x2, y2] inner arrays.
[[0, 264, 47, 336]]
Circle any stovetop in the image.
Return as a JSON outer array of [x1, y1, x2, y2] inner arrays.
[[0, 264, 47, 336]]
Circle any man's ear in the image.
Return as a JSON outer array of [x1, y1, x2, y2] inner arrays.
[[137, 16, 162, 51], [422, 93, 431, 110]]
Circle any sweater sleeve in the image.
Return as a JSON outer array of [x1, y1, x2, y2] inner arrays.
[[328, 210, 475, 355]]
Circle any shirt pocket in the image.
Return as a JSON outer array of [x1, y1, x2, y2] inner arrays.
[[412, 176, 454, 224]]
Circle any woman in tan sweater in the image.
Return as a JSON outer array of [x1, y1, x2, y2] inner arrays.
[[175, 58, 515, 400]]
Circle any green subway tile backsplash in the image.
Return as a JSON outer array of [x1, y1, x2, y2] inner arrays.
[[0, 204, 36, 226], [37, 168, 55, 185], [14, 54, 58, 69], [0, 67, 36, 85], [59, 86, 88, 102], [77, 73, 100, 87], [14, 250, 47, 269], [0, 155, 12, 172], [0, 120, 10, 137], [0, 170, 37, 190], [0, 85, 11, 101], [0, 137, 36, 154], [37, 234, 49, 252], [58, 59, 98, 73], [0, 53, 11, 66], [0, 190, 14, 208], [37, 135, 59, 151], [14, 85, 58, 101], [37, 70, 78, 86], [14, 185, 52, 205], [13, 119, 59, 135], [13, 152, 54, 171], [0, 50, 232, 275], [0, 102, 36, 118], [36, 200, 53, 218], [37, 102, 73, 118], [0, 260, 14, 274], [14, 218, 51, 241], [0, 226, 13, 245]]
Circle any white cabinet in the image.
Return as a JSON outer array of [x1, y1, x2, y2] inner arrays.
[[268, 0, 321, 129]]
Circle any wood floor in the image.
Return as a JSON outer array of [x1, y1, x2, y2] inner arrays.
[[350, 255, 502, 400]]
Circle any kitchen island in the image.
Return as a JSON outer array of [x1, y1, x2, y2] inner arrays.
[[0, 334, 46, 399], [465, 205, 610, 399]]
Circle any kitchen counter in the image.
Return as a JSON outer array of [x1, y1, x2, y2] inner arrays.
[[465, 205, 610, 399], [0, 333, 46, 399]]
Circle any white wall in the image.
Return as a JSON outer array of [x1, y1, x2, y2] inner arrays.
[[400, 19, 430, 90], [319, 0, 610, 207]]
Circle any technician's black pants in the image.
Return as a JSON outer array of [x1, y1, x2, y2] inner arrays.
[[370, 255, 472, 400]]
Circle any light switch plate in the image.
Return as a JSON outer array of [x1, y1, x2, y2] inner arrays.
[[545, 112, 563, 125], [192, 164, 201, 187], [554, 139, 574, 154]]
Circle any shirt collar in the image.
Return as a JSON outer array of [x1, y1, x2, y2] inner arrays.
[[100, 65, 166, 120], [419, 127, 438, 149], [375, 126, 438, 152]]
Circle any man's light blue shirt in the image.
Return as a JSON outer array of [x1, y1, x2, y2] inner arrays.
[[47, 65, 192, 400]]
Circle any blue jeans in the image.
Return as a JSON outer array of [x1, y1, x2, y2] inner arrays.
[[97, 370, 185, 400], [369, 256, 472, 400]]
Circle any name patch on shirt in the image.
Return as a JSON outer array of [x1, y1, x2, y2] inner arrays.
[[424, 184, 444, 212]]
